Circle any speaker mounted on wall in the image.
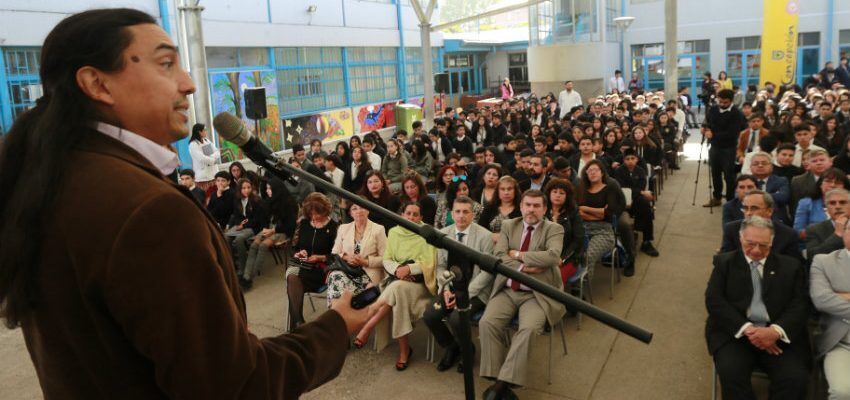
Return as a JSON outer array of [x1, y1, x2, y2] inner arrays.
[[244, 87, 268, 120]]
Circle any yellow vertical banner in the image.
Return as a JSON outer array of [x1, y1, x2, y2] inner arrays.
[[759, 0, 800, 87]]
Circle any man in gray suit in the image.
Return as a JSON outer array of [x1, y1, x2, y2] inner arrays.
[[810, 231, 850, 399], [423, 196, 495, 372], [806, 188, 850, 265], [480, 190, 565, 400], [790, 149, 831, 220]]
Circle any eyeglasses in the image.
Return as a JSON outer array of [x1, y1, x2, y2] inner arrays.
[[742, 241, 771, 250], [451, 175, 468, 183], [740, 206, 765, 212], [750, 161, 771, 166], [827, 200, 850, 206]]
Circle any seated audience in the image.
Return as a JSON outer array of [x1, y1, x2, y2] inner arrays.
[[239, 177, 298, 290], [344, 145, 372, 193], [228, 161, 247, 189], [578, 160, 623, 272], [810, 233, 850, 400], [748, 151, 791, 224], [722, 175, 757, 227], [479, 190, 565, 399], [720, 190, 802, 262], [470, 164, 502, 208], [772, 143, 805, 183], [435, 176, 483, 229], [354, 202, 438, 371], [518, 154, 551, 192], [283, 158, 317, 204], [794, 168, 850, 238], [178, 168, 206, 205], [327, 202, 387, 318], [381, 138, 408, 193], [805, 188, 850, 265], [423, 196, 494, 372], [409, 139, 434, 183], [479, 176, 523, 243], [613, 149, 659, 260], [225, 178, 269, 275], [398, 173, 437, 226], [207, 171, 234, 229], [359, 170, 401, 233], [790, 149, 832, 216], [285, 193, 339, 328], [544, 178, 586, 282], [706, 216, 810, 400]]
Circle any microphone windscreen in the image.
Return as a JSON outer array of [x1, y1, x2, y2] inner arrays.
[[213, 112, 249, 146]]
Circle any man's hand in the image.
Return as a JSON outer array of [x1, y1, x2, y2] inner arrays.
[[330, 290, 374, 335], [836, 292, 850, 301], [701, 127, 713, 139], [746, 327, 781, 353], [641, 190, 654, 201], [395, 265, 411, 280], [443, 290, 456, 310], [834, 215, 848, 237], [306, 255, 325, 263]]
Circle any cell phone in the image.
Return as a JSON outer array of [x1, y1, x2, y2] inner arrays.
[[351, 287, 381, 310]]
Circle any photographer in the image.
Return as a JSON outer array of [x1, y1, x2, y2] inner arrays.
[[702, 89, 747, 206]]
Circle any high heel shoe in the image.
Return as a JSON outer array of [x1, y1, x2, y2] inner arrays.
[[395, 348, 413, 371]]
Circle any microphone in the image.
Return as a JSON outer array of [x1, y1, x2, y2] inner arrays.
[[212, 112, 297, 185]]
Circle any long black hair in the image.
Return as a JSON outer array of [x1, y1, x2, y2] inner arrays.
[[0, 9, 158, 328], [190, 123, 206, 143]]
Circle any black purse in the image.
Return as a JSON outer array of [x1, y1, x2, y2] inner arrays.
[[325, 254, 366, 279]]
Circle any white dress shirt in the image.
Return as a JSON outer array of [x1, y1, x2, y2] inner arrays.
[[558, 89, 583, 119], [734, 255, 791, 344], [95, 122, 179, 176]]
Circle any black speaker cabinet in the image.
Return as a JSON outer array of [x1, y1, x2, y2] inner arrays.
[[434, 73, 449, 93], [244, 87, 267, 119]]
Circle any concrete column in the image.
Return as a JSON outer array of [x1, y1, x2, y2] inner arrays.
[[421, 23, 434, 130], [663, 0, 677, 101], [178, 0, 212, 129], [600, 0, 608, 93]]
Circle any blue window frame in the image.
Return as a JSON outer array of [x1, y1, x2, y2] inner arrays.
[[1, 47, 42, 133], [275, 47, 346, 117], [840, 29, 850, 61], [347, 47, 400, 105], [404, 47, 441, 97]]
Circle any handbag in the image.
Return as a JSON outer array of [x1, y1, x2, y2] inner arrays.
[[383, 259, 425, 284], [289, 257, 320, 271], [325, 254, 366, 279]]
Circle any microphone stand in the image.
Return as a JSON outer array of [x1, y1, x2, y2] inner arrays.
[[247, 152, 653, 400]]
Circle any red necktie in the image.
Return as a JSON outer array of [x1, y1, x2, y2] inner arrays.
[[511, 225, 534, 291]]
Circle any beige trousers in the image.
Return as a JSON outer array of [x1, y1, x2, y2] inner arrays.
[[478, 289, 546, 387]]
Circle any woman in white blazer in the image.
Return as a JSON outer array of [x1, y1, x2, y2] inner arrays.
[[326, 202, 387, 305], [188, 123, 220, 190]]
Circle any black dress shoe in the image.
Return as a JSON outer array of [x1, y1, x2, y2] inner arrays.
[[482, 385, 499, 400], [437, 345, 461, 372], [623, 262, 635, 277], [640, 242, 659, 257], [503, 387, 519, 400]]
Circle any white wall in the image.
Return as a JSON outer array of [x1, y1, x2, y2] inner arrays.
[[624, 0, 850, 76], [484, 52, 509, 86], [528, 41, 619, 82], [0, 0, 443, 48]]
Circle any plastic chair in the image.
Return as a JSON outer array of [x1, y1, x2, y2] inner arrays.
[[598, 216, 623, 300], [567, 261, 591, 330]]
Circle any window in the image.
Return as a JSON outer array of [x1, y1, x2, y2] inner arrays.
[[207, 47, 270, 68], [531, 0, 601, 45], [445, 54, 472, 68], [725, 36, 761, 88], [2, 48, 42, 130], [798, 32, 820, 47], [405, 47, 440, 97], [840, 29, 850, 60], [347, 47, 399, 105], [275, 47, 346, 116], [508, 53, 528, 84]]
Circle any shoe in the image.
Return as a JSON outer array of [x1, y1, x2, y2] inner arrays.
[[623, 262, 635, 277], [503, 388, 519, 400], [640, 242, 659, 257], [239, 277, 252, 291], [482, 385, 500, 400], [395, 347, 413, 371], [671, 165, 681, 170], [702, 198, 721, 207], [437, 345, 461, 372]]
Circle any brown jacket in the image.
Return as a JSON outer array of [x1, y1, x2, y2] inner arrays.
[[736, 128, 768, 159], [21, 131, 348, 399]]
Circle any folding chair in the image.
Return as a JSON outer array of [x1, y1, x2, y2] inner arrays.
[[284, 284, 328, 332]]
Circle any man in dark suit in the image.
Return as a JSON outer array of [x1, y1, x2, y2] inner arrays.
[[722, 175, 757, 227], [749, 152, 791, 224], [518, 154, 551, 192], [702, 89, 748, 206], [0, 10, 371, 399], [790, 149, 832, 219], [705, 216, 811, 400], [720, 190, 802, 262], [805, 188, 850, 265]]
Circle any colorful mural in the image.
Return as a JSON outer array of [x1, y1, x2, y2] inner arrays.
[[283, 108, 354, 149], [355, 102, 397, 133], [406, 94, 446, 113], [210, 70, 282, 163]]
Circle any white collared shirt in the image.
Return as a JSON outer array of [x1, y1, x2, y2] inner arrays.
[[95, 122, 179, 176], [734, 254, 790, 344]]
